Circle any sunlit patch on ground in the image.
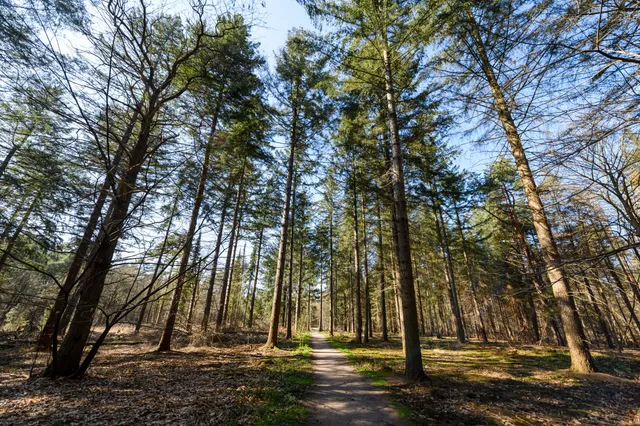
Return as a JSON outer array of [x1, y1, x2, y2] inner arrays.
[[0, 329, 312, 425], [326, 333, 640, 425]]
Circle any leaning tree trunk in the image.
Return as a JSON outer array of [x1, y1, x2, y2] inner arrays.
[[135, 197, 178, 333], [157, 124, 216, 351], [37, 113, 135, 351], [467, 14, 595, 372], [45, 110, 156, 378], [0, 127, 33, 181], [0, 194, 37, 274], [382, 38, 426, 380]]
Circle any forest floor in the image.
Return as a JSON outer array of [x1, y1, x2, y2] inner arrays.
[[0, 325, 313, 425], [325, 333, 640, 425]]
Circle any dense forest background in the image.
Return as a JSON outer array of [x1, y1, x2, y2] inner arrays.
[[1, 0, 640, 400]]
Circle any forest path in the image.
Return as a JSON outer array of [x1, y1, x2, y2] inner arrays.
[[305, 331, 406, 426]]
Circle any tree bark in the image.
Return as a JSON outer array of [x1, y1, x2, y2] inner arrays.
[[186, 233, 202, 332], [295, 226, 305, 332], [433, 200, 466, 343], [376, 195, 388, 341], [265, 93, 297, 348], [453, 201, 488, 343], [352, 169, 363, 344], [134, 197, 178, 333], [286, 179, 297, 339], [329, 208, 335, 336], [361, 191, 371, 343], [0, 195, 37, 274], [37, 114, 134, 350], [215, 162, 246, 331], [45, 106, 157, 377], [201, 194, 230, 331], [157, 121, 216, 351], [223, 217, 242, 325], [467, 14, 596, 372], [380, 40, 425, 377], [247, 228, 263, 328]]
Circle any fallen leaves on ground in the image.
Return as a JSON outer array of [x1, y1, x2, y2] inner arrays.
[[0, 328, 312, 425]]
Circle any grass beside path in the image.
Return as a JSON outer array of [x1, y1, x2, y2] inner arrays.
[[254, 332, 313, 425], [325, 332, 640, 425]]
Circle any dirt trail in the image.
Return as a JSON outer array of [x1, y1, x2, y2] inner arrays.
[[305, 331, 406, 426]]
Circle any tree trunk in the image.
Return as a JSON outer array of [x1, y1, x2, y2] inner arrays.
[[352, 170, 363, 344], [157, 120, 216, 351], [381, 40, 426, 380], [265, 93, 298, 348], [37, 115, 134, 350], [201, 194, 230, 331], [247, 228, 263, 328], [361, 191, 370, 343], [467, 14, 596, 372], [134, 197, 178, 334], [223, 217, 242, 325], [376, 196, 388, 341], [329, 208, 335, 336], [286, 179, 297, 339], [295, 227, 305, 331], [433, 200, 466, 343], [453, 201, 488, 343], [186, 233, 202, 333], [215, 162, 246, 331], [0, 195, 37, 274], [415, 272, 426, 336], [319, 259, 324, 332], [45, 108, 156, 377]]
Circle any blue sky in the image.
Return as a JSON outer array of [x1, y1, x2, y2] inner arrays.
[[251, 0, 314, 67]]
